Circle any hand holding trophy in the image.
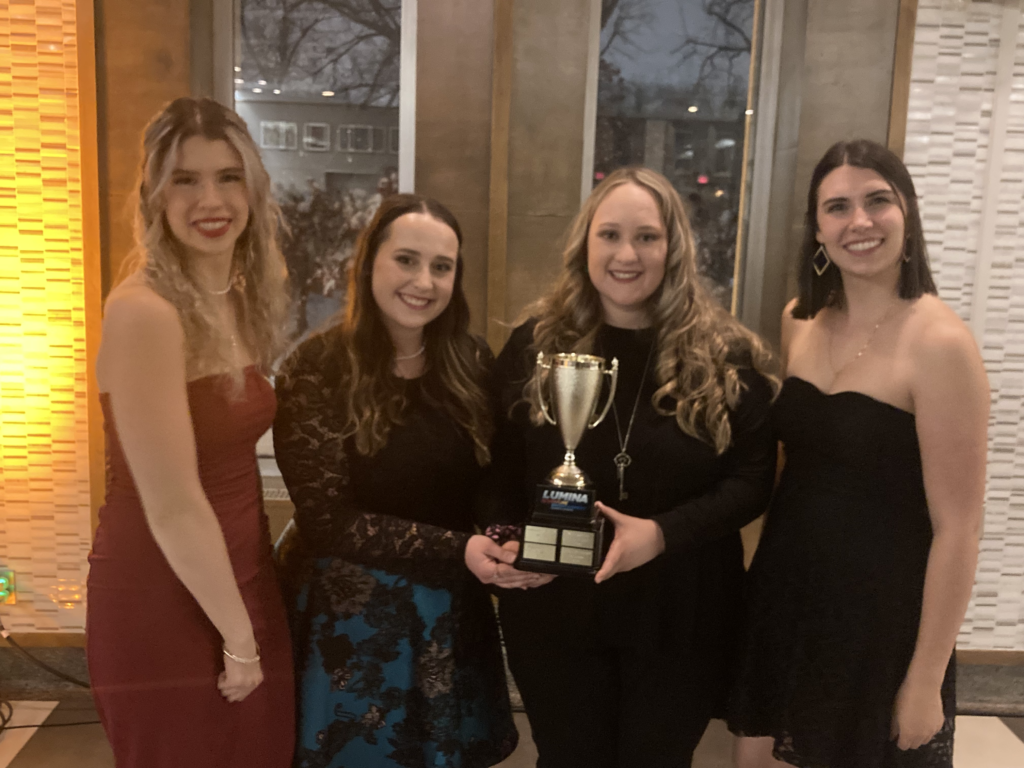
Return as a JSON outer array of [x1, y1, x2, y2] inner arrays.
[[515, 352, 618, 575]]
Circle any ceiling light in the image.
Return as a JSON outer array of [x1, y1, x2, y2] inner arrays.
[[688, 106, 698, 113], [322, 90, 335, 97]]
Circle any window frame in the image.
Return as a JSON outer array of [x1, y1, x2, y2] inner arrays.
[[303, 122, 332, 152], [259, 120, 298, 150]]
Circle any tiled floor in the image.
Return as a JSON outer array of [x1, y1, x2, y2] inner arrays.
[[1, 700, 1023, 768], [3, 700, 111, 768]]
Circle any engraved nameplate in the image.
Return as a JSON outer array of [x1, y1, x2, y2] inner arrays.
[[558, 546, 594, 567], [560, 530, 595, 550], [524, 525, 559, 545], [522, 542, 557, 562]]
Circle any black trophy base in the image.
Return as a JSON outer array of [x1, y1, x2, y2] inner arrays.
[[515, 484, 606, 576]]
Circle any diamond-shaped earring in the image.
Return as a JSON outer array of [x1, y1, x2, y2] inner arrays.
[[812, 244, 832, 277]]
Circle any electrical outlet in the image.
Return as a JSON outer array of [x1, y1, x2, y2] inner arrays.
[[0, 571, 15, 605]]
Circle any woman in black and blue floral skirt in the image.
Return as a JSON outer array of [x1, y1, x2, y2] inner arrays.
[[273, 194, 547, 768]]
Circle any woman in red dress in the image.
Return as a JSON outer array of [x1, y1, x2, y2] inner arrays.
[[86, 97, 295, 768]]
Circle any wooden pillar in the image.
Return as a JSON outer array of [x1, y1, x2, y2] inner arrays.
[[94, 0, 191, 295], [415, 0, 495, 338]]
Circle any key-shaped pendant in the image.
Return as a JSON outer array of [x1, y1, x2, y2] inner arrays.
[[613, 451, 632, 501]]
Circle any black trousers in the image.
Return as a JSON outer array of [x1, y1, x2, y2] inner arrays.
[[500, 597, 712, 768]]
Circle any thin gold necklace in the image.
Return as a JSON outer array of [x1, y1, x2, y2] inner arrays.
[[828, 302, 900, 374]]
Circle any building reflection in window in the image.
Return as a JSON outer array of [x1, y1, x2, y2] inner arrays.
[[235, 0, 402, 338], [594, 0, 757, 309]]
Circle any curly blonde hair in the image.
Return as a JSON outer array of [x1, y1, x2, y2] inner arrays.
[[124, 97, 289, 377], [321, 194, 493, 464], [524, 166, 779, 454]]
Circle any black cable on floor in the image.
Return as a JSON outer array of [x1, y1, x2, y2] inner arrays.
[[0, 619, 90, 689], [0, 618, 99, 735], [0, 698, 14, 738], [1, 720, 102, 730]]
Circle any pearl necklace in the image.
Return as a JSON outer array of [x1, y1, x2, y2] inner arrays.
[[206, 282, 233, 296]]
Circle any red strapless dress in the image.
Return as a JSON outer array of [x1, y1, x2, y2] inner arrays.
[[87, 367, 295, 768]]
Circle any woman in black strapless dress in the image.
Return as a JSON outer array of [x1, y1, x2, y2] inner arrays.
[[729, 140, 990, 768]]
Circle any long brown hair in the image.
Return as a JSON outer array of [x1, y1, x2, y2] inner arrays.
[[793, 139, 937, 318], [322, 194, 493, 463], [524, 166, 778, 454], [128, 97, 289, 375]]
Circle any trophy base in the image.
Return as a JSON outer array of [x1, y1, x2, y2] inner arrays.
[[515, 484, 605, 576]]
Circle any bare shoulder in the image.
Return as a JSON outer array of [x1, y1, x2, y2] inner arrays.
[[98, 280, 186, 390], [904, 295, 978, 363], [903, 295, 988, 397], [103, 280, 182, 344]]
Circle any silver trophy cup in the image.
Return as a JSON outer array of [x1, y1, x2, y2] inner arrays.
[[516, 352, 618, 575]]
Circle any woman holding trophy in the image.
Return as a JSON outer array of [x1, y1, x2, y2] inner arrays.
[[481, 166, 779, 767]]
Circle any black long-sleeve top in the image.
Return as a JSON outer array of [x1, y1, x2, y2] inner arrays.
[[481, 320, 776, 663], [272, 328, 485, 590]]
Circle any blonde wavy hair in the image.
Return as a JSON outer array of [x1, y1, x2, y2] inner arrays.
[[124, 97, 289, 377], [524, 166, 779, 454], [320, 194, 493, 464]]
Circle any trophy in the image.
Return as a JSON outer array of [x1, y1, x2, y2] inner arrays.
[[516, 352, 618, 576]]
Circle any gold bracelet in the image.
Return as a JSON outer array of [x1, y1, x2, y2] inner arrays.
[[222, 643, 261, 664]]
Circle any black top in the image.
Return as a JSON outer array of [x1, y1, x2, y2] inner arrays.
[[729, 377, 955, 768], [481, 320, 776, 681], [273, 328, 488, 589]]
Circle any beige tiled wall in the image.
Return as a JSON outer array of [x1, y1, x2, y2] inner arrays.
[[0, 0, 94, 632]]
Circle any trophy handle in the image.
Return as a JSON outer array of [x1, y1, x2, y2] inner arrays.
[[536, 352, 557, 426], [588, 357, 619, 428]]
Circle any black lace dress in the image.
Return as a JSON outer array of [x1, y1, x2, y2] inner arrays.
[[729, 376, 956, 768], [273, 330, 517, 768]]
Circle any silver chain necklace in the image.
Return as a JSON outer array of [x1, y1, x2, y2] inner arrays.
[[610, 340, 656, 501]]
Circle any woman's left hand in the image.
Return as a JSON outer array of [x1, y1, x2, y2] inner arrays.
[[465, 535, 555, 589], [593, 502, 665, 584], [891, 676, 945, 750]]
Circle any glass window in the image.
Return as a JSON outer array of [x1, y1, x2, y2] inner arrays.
[[303, 123, 331, 152], [593, 0, 758, 309], [389, 126, 400, 154], [236, 0, 403, 339], [349, 125, 372, 153], [259, 121, 297, 150]]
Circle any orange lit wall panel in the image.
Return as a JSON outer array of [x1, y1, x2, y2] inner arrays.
[[0, 0, 96, 632]]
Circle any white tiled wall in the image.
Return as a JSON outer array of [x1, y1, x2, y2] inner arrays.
[[904, 0, 1024, 650]]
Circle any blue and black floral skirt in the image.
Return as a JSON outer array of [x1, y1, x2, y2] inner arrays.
[[287, 556, 518, 768]]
